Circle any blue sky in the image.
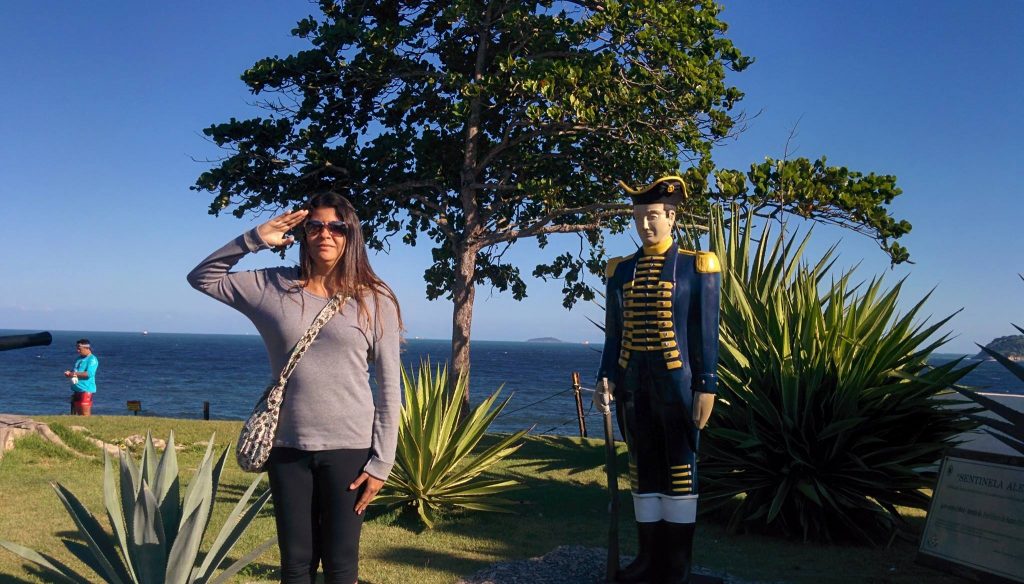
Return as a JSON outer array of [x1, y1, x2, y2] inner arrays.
[[1, 1, 1021, 353]]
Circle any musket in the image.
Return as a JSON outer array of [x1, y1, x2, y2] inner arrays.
[[600, 379, 620, 582], [0, 332, 52, 352]]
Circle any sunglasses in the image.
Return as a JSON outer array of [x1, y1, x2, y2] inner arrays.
[[303, 220, 349, 236]]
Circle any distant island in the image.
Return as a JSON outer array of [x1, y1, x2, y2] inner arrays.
[[974, 335, 1024, 361], [527, 337, 563, 343]]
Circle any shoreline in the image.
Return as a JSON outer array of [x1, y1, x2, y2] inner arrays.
[[954, 392, 1024, 456], [5, 392, 1021, 453]]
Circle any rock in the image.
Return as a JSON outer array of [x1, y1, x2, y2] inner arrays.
[[83, 436, 122, 457], [0, 414, 92, 461], [122, 434, 168, 450]]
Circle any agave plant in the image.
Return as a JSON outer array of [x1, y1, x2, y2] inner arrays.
[[699, 207, 980, 544], [0, 432, 273, 583], [375, 361, 529, 528], [954, 320, 1024, 455]]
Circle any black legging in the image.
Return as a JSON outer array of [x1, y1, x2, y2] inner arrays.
[[267, 447, 370, 584]]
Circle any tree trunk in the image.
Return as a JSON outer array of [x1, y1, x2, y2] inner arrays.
[[450, 3, 490, 415], [451, 242, 478, 414]]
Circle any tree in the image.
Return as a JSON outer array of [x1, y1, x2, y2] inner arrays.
[[194, 0, 911, 400]]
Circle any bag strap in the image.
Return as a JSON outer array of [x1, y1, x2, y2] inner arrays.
[[276, 294, 347, 386]]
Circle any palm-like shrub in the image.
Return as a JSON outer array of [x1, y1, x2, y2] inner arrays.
[[699, 208, 980, 544], [0, 432, 273, 583], [375, 361, 529, 528], [954, 321, 1024, 455]]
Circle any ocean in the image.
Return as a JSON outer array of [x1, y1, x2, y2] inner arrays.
[[2, 330, 1022, 436]]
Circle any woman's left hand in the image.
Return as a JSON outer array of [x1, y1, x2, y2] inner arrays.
[[349, 472, 385, 515]]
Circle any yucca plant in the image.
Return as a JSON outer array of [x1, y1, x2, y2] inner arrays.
[[376, 361, 529, 528], [953, 319, 1024, 455], [0, 432, 274, 583], [699, 207, 981, 544]]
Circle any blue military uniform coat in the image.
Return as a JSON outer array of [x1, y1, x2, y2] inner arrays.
[[598, 241, 721, 502]]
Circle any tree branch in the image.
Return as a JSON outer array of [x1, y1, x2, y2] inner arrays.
[[458, 2, 495, 243], [482, 203, 628, 245]]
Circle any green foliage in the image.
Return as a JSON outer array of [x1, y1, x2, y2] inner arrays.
[[48, 422, 102, 457], [193, 0, 910, 313], [955, 318, 1024, 455], [376, 362, 529, 528], [714, 157, 911, 263], [1, 419, 972, 584], [699, 208, 978, 544], [8, 434, 77, 461], [0, 432, 273, 584]]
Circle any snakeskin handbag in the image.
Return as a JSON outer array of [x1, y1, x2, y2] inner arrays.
[[236, 294, 347, 473]]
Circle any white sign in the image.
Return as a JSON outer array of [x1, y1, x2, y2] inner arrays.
[[919, 450, 1024, 583]]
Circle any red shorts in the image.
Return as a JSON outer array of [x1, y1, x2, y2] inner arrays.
[[71, 391, 94, 406]]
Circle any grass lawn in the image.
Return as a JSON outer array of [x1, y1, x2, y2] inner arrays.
[[0, 415, 965, 584]]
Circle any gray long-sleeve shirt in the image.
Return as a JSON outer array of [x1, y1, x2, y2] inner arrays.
[[187, 228, 402, 479]]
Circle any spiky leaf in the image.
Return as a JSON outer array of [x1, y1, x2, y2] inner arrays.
[[51, 482, 131, 584], [206, 538, 276, 584], [379, 361, 528, 527], [0, 540, 93, 584], [130, 482, 166, 584], [193, 476, 272, 584], [699, 206, 978, 544], [103, 450, 137, 583], [153, 430, 181, 551]]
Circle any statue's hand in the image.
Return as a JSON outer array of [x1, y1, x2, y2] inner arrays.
[[594, 378, 615, 414], [693, 391, 716, 429]]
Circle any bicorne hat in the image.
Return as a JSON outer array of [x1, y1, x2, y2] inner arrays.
[[618, 175, 688, 205]]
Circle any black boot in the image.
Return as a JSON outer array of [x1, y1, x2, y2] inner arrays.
[[657, 521, 695, 584], [616, 521, 660, 583]]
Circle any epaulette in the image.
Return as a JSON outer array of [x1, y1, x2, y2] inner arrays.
[[605, 255, 629, 278], [695, 251, 721, 274]]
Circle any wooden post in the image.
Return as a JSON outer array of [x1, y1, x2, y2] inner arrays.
[[203, 401, 210, 421], [572, 371, 587, 438]]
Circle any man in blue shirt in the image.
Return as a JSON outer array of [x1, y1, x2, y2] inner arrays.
[[64, 339, 98, 415]]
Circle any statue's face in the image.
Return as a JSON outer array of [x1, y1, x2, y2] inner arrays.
[[633, 203, 676, 246]]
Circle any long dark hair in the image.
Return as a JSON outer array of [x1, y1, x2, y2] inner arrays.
[[296, 193, 403, 333]]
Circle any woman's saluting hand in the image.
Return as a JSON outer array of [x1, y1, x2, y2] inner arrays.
[[257, 209, 308, 248]]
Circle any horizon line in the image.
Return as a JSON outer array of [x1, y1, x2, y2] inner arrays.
[[0, 328, 602, 344]]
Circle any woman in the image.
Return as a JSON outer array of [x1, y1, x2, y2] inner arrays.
[[187, 193, 402, 584]]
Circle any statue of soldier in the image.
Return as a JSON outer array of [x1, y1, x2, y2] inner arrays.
[[595, 175, 721, 584]]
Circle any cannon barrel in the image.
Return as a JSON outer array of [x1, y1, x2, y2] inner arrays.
[[0, 332, 53, 352]]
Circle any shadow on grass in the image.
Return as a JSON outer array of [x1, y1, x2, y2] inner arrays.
[[356, 433, 638, 582], [215, 479, 272, 502], [1, 533, 98, 583], [34, 531, 280, 583], [229, 560, 391, 584], [23, 565, 68, 584], [371, 544, 487, 578], [485, 433, 628, 476], [364, 505, 435, 535], [232, 560, 279, 582]]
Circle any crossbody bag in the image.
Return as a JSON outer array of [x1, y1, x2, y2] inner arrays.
[[236, 294, 347, 472]]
